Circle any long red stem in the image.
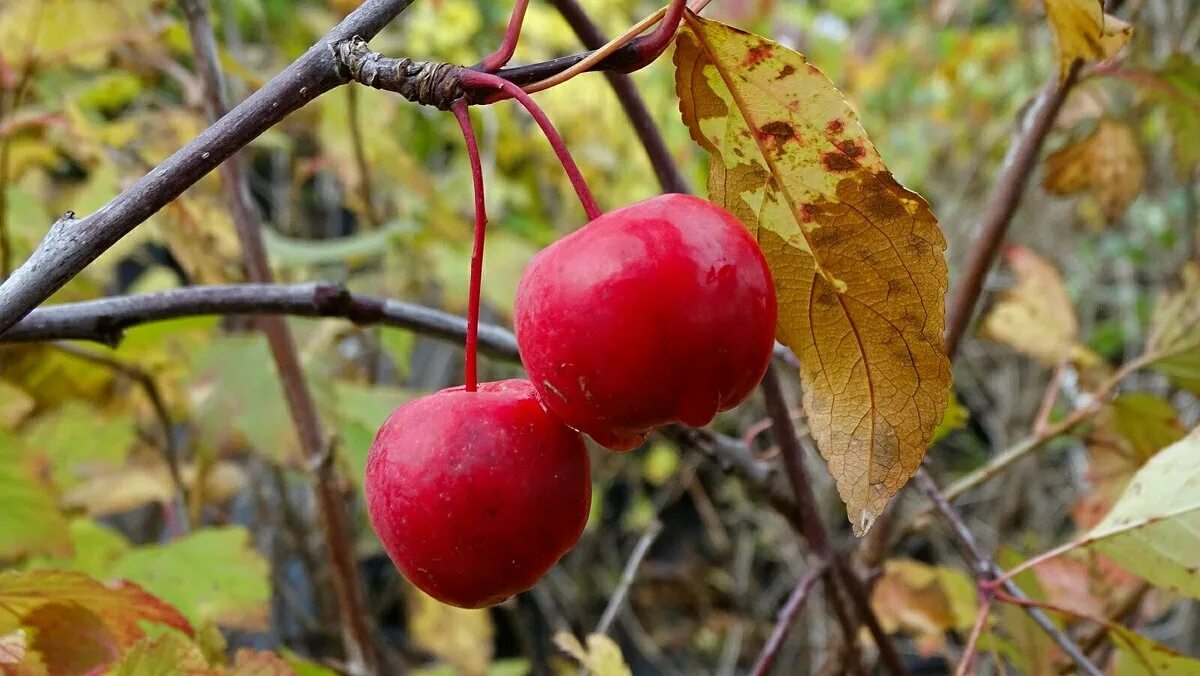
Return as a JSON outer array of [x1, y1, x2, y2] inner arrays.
[[452, 98, 487, 392], [476, 0, 531, 73], [628, 0, 687, 68], [459, 70, 602, 220]]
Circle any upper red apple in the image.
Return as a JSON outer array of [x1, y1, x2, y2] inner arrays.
[[514, 193, 777, 450]]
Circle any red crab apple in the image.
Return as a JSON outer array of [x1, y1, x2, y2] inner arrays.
[[514, 193, 777, 451], [364, 379, 591, 608]]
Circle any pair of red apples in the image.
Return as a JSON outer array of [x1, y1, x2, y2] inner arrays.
[[365, 194, 778, 608]]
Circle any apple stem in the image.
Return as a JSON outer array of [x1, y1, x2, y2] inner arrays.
[[459, 70, 602, 221], [474, 0, 531, 73], [452, 98, 487, 393]]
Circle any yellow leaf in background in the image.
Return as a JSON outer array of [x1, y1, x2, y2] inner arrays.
[[0, 431, 71, 561], [0, 345, 113, 409], [1111, 625, 1200, 675], [407, 588, 493, 676], [553, 632, 631, 676], [1044, 0, 1132, 83], [61, 462, 248, 518], [1043, 118, 1144, 222], [675, 12, 951, 534], [870, 559, 977, 657], [1146, 262, 1200, 393], [0, 0, 155, 70], [159, 198, 244, 285], [104, 632, 211, 676], [978, 245, 1100, 370]]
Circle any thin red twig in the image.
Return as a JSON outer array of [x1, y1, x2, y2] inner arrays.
[[451, 98, 487, 392], [460, 70, 602, 220], [750, 561, 828, 676], [476, 0, 531, 73], [956, 597, 991, 676]]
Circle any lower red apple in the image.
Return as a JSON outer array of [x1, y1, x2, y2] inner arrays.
[[365, 379, 591, 608]]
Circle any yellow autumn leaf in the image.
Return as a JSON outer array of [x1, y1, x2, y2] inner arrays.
[[978, 244, 1101, 370], [1044, 0, 1132, 83], [1043, 118, 1144, 222], [553, 632, 631, 676], [674, 12, 951, 534], [407, 587, 493, 676], [870, 559, 978, 656]]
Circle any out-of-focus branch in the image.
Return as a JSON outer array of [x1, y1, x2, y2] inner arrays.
[[547, 0, 689, 194], [178, 1, 377, 671], [750, 561, 828, 676], [943, 63, 1081, 359]]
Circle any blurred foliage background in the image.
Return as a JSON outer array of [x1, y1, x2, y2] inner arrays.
[[0, 0, 1197, 673]]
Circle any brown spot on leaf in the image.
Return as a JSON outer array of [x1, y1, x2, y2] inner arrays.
[[906, 234, 932, 256], [826, 119, 845, 136], [776, 64, 796, 80], [742, 42, 775, 67], [816, 290, 838, 307], [822, 152, 857, 172], [838, 139, 866, 159], [799, 203, 815, 223], [759, 121, 794, 142]]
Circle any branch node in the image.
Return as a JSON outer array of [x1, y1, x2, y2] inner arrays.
[[336, 38, 465, 110]]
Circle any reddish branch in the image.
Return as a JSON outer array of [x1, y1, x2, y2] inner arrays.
[[451, 99, 488, 392], [178, 0, 377, 670]]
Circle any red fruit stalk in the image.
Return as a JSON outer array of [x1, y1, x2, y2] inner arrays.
[[515, 193, 777, 450], [458, 69, 601, 220], [365, 380, 591, 608], [451, 98, 487, 392]]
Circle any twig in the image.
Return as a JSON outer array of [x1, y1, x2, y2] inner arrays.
[[346, 87, 383, 227], [49, 342, 189, 535], [475, 0, 531, 73], [955, 597, 991, 676], [943, 61, 1082, 359], [178, 1, 377, 671], [547, 0, 689, 194], [760, 366, 906, 676], [1033, 356, 1069, 436], [912, 471, 1101, 675], [1, 282, 521, 355], [0, 0, 418, 334], [750, 561, 828, 676], [451, 98, 487, 391], [595, 520, 663, 636]]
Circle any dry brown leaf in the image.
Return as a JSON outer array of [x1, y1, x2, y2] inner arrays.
[[978, 245, 1101, 371], [1043, 118, 1144, 221], [1044, 0, 1132, 83], [675, 12, 951, 534]]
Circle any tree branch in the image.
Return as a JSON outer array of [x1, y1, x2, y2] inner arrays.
[[943, 62, 1081, 359], [751, 560, 828, 676], [179, 1, 377, 670], [912, 472, 1101, 675], [0, 0, 417, 335]]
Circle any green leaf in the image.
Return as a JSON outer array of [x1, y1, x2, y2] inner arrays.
[[190, 335, 298, 462], [25, 519, 131, 579], [24, 401, 136, 491], [332, 382, 412, 487], [0, 431, 71, 561], [1152, 53, 1200, 178], [108, 527, 270, 630], [1084, 428, 1200, 598]]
